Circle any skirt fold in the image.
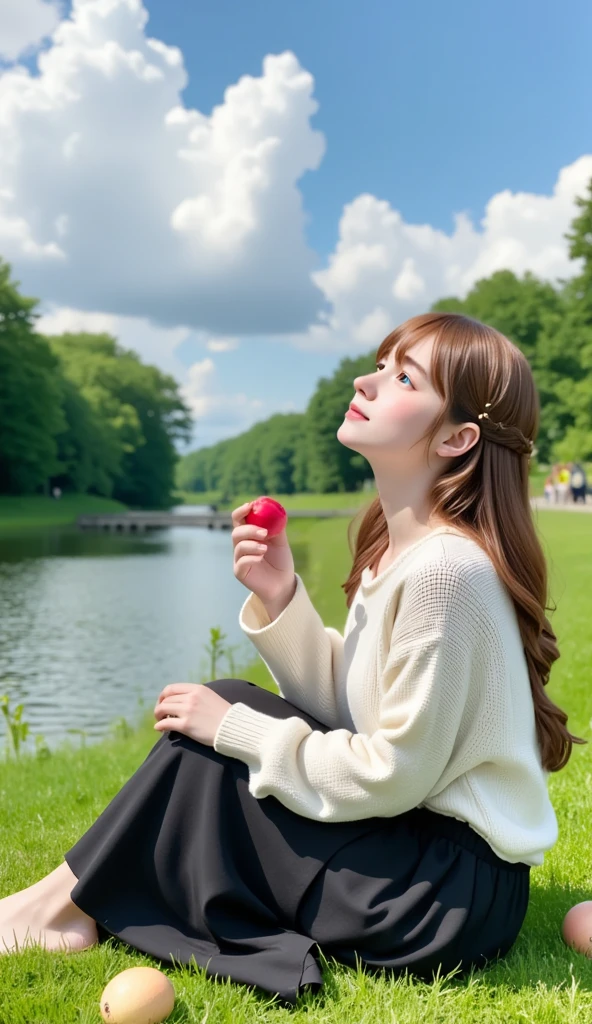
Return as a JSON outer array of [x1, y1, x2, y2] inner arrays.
[[64, 678, 530, 1005]]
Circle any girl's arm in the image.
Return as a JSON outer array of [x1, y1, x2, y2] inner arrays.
[[237, 573, 348, 728], [217, 562, 480, 821]]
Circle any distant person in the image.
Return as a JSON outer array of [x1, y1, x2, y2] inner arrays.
[[569, 462, 588, 504], [543, 474, 555, 503], [52, 486, 62, 500], [556, 464, 571, 505]]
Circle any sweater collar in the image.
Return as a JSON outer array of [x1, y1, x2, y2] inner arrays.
[[360, 525, 467, 594]]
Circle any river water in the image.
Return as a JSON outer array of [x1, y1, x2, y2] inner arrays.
[[0, 506, 306, 757]]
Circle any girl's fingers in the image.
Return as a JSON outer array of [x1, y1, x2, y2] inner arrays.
[[154, 696, 186, 717], [156, 683, 195, 703], [154, 696, 184, 712], [154, 717, 184, 731], [154, 711, 181, 722], [231, 501, 255, 528]]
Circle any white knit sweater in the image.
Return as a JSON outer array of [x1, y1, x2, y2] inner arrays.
[[214, 525, 559, 867]]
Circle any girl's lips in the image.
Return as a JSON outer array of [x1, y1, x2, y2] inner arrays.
[[345, 408, 368, 420]]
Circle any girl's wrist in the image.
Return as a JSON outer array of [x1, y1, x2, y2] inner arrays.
[[262, 577, 297, 622]]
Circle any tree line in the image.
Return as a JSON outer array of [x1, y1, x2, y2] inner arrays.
[[2, 178, 591, 507], [0, 265, 193, 507], [178, 178, 592, 499]]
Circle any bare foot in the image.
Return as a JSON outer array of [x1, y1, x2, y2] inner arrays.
[[0, 861, 99, 955], [0, 910, 99, 955]]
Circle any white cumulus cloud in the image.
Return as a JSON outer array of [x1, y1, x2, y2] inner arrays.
[[0, 0, 326, 333], [8, 0, 592, 450], [290, 155, 592, 354], [204, 336, 240, 353], [180, 358, 256, 421], [0, 0, 62, 62], [393, 257, 426, 301]]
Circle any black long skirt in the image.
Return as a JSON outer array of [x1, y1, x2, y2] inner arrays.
[[64, 678, 531, 1006]]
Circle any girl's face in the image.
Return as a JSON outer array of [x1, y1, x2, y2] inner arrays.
[[338, 334, 447, 467]]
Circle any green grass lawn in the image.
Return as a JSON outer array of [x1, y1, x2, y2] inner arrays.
[[0, 494, 127, 531], [0, 508, 590, 1021]]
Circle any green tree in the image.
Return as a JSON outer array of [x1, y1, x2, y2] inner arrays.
[[52, 375, 118, 496], [0, 259, 66, 494], [433, 269, 562, 363], [258, 415, 303, 495], [303, 354, 376, 493], [46, 332, 193, 507], [565, 175, 592, 319], [432, 269, 588, 462], [116, 362, 194, 507]]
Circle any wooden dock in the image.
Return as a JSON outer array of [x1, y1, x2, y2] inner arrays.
[[76, 508, 362, 532]]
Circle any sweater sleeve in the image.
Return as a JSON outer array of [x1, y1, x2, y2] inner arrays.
[[235, 573, 347, 728], [214, 562, 481, 821]]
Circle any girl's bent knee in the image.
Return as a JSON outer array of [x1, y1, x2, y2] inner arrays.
[[202, 678, 256, 702]]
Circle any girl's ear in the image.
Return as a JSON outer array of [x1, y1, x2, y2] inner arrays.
[[436, 422, 480, 459]]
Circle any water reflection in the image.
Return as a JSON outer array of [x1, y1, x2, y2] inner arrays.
[[0, 528, 171, 562], [0, 515, 309, 756]]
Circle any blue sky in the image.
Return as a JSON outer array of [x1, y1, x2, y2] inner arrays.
[[143, 0, 592, 257], [1, 0, 591, 452]]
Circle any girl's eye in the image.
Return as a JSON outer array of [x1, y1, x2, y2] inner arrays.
[[375, 363, 413, 387]]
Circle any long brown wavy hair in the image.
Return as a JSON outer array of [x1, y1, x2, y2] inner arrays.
[[341, 311, 586, 773]]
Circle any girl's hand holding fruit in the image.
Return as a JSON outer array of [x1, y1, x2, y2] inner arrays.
[[233, 496, 296, 613], [153, 497, 295, 748]]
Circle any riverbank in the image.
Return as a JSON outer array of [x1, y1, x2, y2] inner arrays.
[[0, 469, 549, 533], [0, 507, 590, 1020], [0, 494, 127, 531]]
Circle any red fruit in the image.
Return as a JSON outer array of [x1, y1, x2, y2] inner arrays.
[[245, 496, 288, 537]]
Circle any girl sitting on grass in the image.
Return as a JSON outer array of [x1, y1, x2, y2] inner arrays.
[[0, 312, 585, 1008]]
